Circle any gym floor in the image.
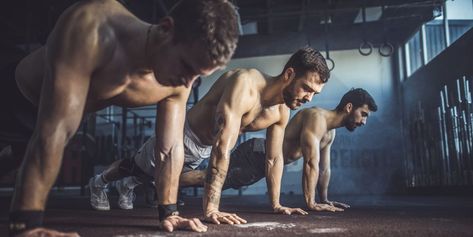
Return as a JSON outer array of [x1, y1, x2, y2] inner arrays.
[[1, 193, 472, 237]]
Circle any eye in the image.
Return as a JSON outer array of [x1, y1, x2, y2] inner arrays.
[[303, 85, 314, 93]]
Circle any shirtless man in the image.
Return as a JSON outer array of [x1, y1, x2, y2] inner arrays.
[[1, 0, 239, 236], [89, 47, 330, 223], [198, 47, 329, 224], [180, 88, 378, 212]]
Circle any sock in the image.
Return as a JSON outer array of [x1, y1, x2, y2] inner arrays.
[[125, 176, 142, 189], [94, 174, 108, 187]]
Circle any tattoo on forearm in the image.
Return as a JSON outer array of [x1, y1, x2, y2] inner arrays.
[[208, 190, 221, 205], [205, 167, 226, 185]]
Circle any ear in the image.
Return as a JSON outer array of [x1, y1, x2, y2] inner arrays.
[[283, 67, 296, 84], [345, 103, 353, 113], [157, 16, 175, 37]]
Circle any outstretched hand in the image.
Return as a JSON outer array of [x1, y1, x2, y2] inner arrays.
[[273, 205, 308, 215], [160, 215, 208, 232], [308, 203, 344, 212], [14, 228, 80, 237], [204, 211, 247, 225], [322, 200, 350, 209]]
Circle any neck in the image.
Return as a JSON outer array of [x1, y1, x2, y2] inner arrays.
[[261, 74, 286, 107], [325, 109, 347, 130], [123, 22, 161, 73]]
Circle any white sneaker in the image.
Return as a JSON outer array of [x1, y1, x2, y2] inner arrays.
[[89, 177, 110, 211], [116, 178, 136, 210]]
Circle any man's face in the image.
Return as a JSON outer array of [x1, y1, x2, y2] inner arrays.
[[283, 70, 325, 110], [345, 104, 371, 132], [152, 41, 220, 88]]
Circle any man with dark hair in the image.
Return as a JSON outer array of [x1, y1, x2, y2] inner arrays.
[[180, 88, 378, 212], [200, 47, 330, 224], [88, 47, 330, 223], [1, 0, 239, 236]]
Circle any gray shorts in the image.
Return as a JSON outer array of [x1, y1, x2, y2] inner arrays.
[[223, 138, 267, 190], [133, 120, 212, 177]]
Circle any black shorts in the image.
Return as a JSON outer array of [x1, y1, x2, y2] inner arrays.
[[223, 138, 267, 190], [0, 62, 38, 143]]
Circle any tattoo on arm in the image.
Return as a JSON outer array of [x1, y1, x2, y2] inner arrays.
[[205, 167, 226, 185], [208, 190, 221, 205]]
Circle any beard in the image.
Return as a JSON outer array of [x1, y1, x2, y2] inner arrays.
[[344, 116, 357, 132], [283, 88, 299, 110]]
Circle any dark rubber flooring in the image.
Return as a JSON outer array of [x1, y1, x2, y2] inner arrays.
[[1, 193, 472, 237]]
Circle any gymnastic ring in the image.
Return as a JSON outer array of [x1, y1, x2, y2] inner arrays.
[[379, 42, 394, 57], [359, 41, 373, 56], [326, 58, 335, 71]]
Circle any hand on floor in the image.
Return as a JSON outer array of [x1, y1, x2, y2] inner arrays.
[[308, 203, 344, 212], [273, 205, 308, 215], [14, 228, 80, 237], [160, 215, 207, 232], [322, 200, 351, 209], [204, 210, 247, 225]]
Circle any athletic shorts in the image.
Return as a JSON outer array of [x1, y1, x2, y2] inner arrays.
[[134, 120, 212, 177], [223, 138, 267, 190]]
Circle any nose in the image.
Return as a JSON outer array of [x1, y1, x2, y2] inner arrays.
[[305, 92, 314, 102], [360, 118, 367, 126]]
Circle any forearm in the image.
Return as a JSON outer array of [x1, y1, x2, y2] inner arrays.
[[317, 169, 331, 202], [155, 143, 184, 205], [265, 156, 284, 209], [203, 147, 230, 214], [302, 164, 319, 208], [12, 133, 68, 210]]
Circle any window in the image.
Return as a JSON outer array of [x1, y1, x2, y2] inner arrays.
[[406, 31, 422, 76]]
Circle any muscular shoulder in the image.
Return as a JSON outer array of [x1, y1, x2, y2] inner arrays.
[[304, 108, 326, 124], [302, 108, 328, 137], [276, 104, 290, 124], [47, 0, 118, 65], [224, 68, 262, 99]]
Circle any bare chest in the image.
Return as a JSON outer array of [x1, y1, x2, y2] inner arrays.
[[241, 105, 281, 132], [85, 60, 173, 111]]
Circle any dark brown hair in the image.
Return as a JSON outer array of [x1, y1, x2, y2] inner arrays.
[[336, 88, 378, 112], [282, 47, 330, 83], [169, 0, 240, 66]]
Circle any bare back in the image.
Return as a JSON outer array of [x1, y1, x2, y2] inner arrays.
[[15, 0, 185, 112], [284, 107, 335, 163]]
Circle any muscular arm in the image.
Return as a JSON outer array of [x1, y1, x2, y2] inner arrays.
[[300, 124, 321, 209], [11, 12, 104, 211], [265, 108, 307, 215], [203, 74, 251, 224], [317, 130, 350, 209], [265, 113, 286, 209], [317, 130, 335, 203], [154, 88, 191, 205], [300, 117, 342, 212]]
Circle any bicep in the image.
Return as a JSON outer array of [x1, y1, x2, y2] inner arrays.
[[320, 130, 335, 170], [300, 124, 321, 166], [213, 78, 252, 147], [319, 145, 331, 171], [266, 108, 289, 158], [155, 90, 191, 152], [35, 67, 91, 139], [37, 11, 109, 137]]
